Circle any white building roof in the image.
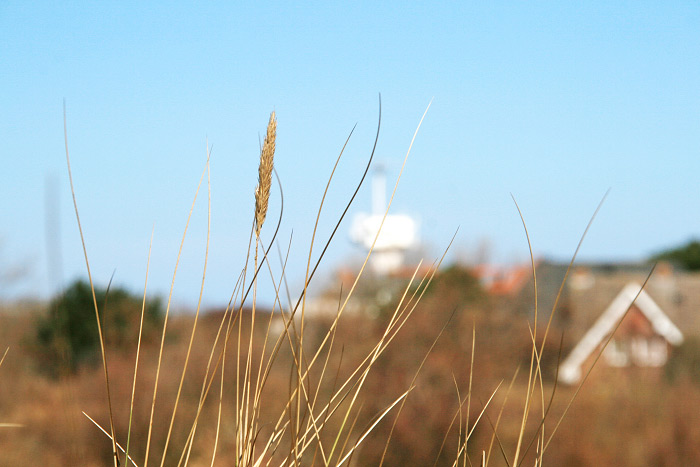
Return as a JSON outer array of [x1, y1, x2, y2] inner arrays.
[[558, 282, 684, 385]]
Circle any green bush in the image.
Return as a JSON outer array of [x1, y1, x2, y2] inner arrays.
[[35, 279, 162, 376], [651, 239, 700, 271], [665, 336, 700, 384], [424, 264, 486, 305]]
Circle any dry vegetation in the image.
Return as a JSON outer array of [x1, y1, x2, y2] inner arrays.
[[1, 106, 700, 466]]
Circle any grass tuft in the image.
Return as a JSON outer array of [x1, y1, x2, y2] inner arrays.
[[48, 101, 655, 466]]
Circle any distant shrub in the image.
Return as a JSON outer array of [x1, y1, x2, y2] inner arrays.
[[651, 239, 700, 271], [35, 279, 162, 376], [665, 336, 700, 384], [425, 264, 486, 305]]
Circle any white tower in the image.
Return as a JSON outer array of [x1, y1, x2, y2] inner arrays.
[[350, 166, 418, 275]]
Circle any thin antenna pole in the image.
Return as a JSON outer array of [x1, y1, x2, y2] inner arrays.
[[371, 164, 386, 216], [44, 172, 64, 297]]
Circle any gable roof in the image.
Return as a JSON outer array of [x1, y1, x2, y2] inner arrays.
[[558, 282, 684, 385]]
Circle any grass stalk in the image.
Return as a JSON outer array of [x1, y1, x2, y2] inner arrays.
[[143, 155, 209, 467], [64, 103, 119, 467], [124, 227, 154, 466]]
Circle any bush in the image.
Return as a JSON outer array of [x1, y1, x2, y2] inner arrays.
[[35, 279, 162, 376], [650, 239, 700, 271], [665, 336, 700, 384]]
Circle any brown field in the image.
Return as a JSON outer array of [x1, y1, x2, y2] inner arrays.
[[1, 272, 700, 467]]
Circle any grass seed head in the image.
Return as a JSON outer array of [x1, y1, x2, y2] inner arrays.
[[255, 111, 276, 237]]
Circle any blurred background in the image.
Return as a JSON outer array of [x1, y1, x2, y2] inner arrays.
[[1, 2, 699, 465], [1, 1, 698, 307]]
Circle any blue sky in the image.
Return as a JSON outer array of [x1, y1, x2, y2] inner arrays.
[[1, 2, 698, 307]]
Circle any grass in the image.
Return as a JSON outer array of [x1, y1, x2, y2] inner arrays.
[[32, 98, 674, 466], [62, 99, 454, 466]]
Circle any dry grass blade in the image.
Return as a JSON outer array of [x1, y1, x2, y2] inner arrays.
[[509, 195, 538, 466], [536, 190, 610, 361], [543, 264, 657, 453], [510, 191, 608, 466], [432, 322, 480, 467], [336, 389, 413, 467], [516, 334, 564, 467], [176, 270, 247, 467], [484, 412, 511, 467], [464, 323, 476, 466], [379, 303, 461, 467], [326, 246, 449, 463], [63, 101, 467, 466], [291, 117, 359, 464], [334, 401, 364, 467], [83, 412, 141, 467], [485, 365, 521, 467], [0, 347, 14, 429], [159, 149, 212, 467], [0, 347, 8, 368], [143, 155, 210, 467], [432, 385, 466, 467], [300, 100, 434, 441], [277, 251, 444, 466], [453, 376, 464, 466], [64, 102, 119, 467], [451, 381, 504, 466], [512, 191, 608, 464], [182, 150, 286, 439], [173, 118, 285, 467], [124, 227, 154, 467]]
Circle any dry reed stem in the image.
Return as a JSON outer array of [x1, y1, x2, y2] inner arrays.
[[273, 100, 430, 460], [143, 156, 209, 467], [176, 271, 247, 467], [64, 103, 119, 467], [485, 366, 521, 467], [176, 114, 283, 465], [124, 228, 154, 467], [159, 153, 212, 467], [83, 412, 141, 467], [295, 133, 360, 463], [510, 195, 538, 465], [285, 258, 445, 465], [0, 347, 8, 369], [515, 334, 564, 467], [244, 122, 369, 460], [450, 381, 504, 465], [0, 347, 22, 430], [214, 113, 373, 466], [510, 192, 608, 466], [377, 274, 461, 467], [255, 111, 277, 238], [543, 265, 656, 453], [270, 264, 421, 465], [290, 118, 358, 465], [81, 101, 456, 466]]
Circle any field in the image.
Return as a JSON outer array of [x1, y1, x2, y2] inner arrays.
[[2, 285, 700, 466], [2, 111, 700, 466]]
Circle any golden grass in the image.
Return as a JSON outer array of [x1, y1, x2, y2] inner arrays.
[[50, 99, 663, 466], [61, 98, 451, 466]]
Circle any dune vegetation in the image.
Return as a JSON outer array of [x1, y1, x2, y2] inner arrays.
[[1, 105, 699, 466]]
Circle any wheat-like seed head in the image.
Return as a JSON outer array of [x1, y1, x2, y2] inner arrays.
[[255, 111, 276, 238]]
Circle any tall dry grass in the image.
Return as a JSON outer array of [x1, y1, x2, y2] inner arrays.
[[50, 99, 660, 466]]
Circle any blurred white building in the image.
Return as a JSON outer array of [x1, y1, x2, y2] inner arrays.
[[350, 166, 418, 275]]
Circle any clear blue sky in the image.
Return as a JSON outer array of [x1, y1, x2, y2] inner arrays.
[[1, 2, 698, 307]]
